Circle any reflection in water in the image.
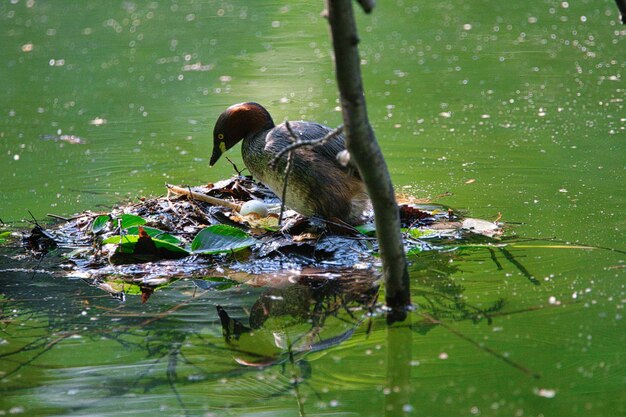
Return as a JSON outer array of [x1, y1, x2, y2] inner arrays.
[[0, 257, 383, 415], [410, 250, 506, 324], [385, 325, 413, 417], [217, 270, 379, 368], [0, 251, 412, 414], [2, 238, 623, 415]]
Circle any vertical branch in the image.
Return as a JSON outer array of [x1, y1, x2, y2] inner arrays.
[[326, 0, 410, 322], [279, 151, 294, 225], [616, 0, 626, 24], [277, 120, 298, 226]]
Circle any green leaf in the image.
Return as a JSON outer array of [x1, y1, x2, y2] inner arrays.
[[0, 231, 11, 244], [105, 280, 143, 295], [102, 234, 189, 255], [407, 246, 423, 256], [118, 214, 146, 229], [407, 228, 436, 239], [91, 215, 111, 233], [354, 223, 376, 237], [125, 226, 181, 244], [103, 279, 174, 295], [102, 234, 132, 245], [191, 224, 257, 254]]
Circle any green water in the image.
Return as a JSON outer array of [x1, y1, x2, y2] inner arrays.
[[1, 1, 624, 416]]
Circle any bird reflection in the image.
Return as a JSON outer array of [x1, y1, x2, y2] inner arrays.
[[217, 269, 379, 367]]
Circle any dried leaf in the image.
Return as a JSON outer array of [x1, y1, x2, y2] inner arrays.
[[292, 232, 320, 242], [461, 218, 503, 238]]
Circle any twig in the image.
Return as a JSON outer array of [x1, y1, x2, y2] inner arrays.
[[166, 184, 241, 211], [269, 124, 344, 169], [165, 189, 182, 217], [512, 237, 626, 255], [47, 213, 70, 222], [27, 210, 41, 227], [225, 156, 244, 175], [278, 151, 293, 225], [276, 121, 300, 224]]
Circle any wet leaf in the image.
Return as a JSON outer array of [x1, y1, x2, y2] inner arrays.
[[118, 214, 146, 229], [100, 279, 171, 298], [125, 226, 181, 244], [407, 246, 423, 256], [407, 228, 436, 239], [0, 231, 12, 244], [102, 230, 189, 256], [191, 224, 257, 254], [354, 223, 376, 236], [105, 280, 143, 295], [91, 215, 111, 233]]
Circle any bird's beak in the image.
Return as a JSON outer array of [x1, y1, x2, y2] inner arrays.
[[209, 146, 222, 167]]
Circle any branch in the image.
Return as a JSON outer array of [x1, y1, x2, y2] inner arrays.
[[165, 184, 241, 211], [225, 156, 245, 175], [278, 144, 294, 225], [356, 0, 376, 14], [269, 123, 344, 169], [327, 0, 410, 322]]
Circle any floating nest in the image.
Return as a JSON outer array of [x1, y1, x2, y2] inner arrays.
[[20, 175, 504, 302]]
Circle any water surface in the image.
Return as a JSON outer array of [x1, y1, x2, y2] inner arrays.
[[1, 1, 624, 416]]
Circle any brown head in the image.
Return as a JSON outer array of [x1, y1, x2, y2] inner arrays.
[[210, 102, 275, 166]]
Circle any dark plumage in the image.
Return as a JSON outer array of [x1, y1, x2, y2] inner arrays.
[[210, 102, 369, 224]]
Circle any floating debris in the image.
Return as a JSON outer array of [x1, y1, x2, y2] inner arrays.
[[40, 134, 86, 144], [89, 117, 107, 126], [534, 388, 557, 398]]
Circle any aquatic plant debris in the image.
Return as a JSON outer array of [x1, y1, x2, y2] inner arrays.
[[21, 175, 510, 299]]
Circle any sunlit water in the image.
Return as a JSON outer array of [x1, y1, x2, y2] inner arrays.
[[1, 1, 624, 416]]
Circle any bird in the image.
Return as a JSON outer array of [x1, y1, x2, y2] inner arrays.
[[209, 102, 369, 225]]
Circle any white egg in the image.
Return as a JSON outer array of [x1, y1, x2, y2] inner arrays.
[[240, 200, 269, 217]]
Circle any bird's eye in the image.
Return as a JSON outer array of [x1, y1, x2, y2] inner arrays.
[[218, 133, 224, 140]]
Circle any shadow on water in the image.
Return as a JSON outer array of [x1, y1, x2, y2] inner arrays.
[[0, 236, 559, 417]]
